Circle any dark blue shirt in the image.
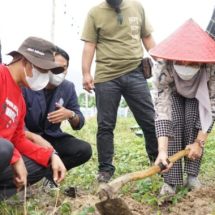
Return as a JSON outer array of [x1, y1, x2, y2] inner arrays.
[[22, 80, 85, 137]]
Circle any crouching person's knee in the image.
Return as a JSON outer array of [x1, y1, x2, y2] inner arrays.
[[0, 138, 14, 171], [82, 142, 92, 163]]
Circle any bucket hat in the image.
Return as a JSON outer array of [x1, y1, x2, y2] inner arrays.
[[8, 36, 64, 74]]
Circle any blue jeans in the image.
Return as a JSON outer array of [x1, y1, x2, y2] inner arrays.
[[95, 66, 158, 174]]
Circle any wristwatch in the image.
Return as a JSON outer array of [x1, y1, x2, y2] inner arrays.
[[194, 139, 205, 148], [69, 111, 76, 122]]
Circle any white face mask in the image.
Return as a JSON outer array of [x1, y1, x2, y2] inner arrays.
[[24, 65, 50, 91], [49, 72, 66, 86], [173, 64, 200, 81]]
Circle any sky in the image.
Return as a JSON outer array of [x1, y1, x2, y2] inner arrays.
[[0, 0, 214, 94]]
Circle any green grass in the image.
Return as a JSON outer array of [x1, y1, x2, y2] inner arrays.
[[1, 117, 215, 214]]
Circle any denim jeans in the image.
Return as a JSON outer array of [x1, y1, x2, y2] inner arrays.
[[95, 66, 158, 174]]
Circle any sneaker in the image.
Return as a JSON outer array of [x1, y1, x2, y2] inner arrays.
[[42, 178, 59, 193], [185, 175, 202, 190], [97, 171, 113, 183], [159, 183, 176, 196]]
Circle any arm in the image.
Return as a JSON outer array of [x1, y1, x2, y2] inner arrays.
[[11, 102, 53, 167], [11, 157, 28, 190], [142, 34, 156, 52], [152, 62, 174, 168], [82, 41, 96, 93], [47, 83, 85, 130], [15, 109, 66, 183], [25, 130, 53, 149], [186, 65, 215, 159]]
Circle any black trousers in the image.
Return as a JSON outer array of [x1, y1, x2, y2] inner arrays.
[[95, 68, 158, 174], [0, 156, 49, 200], [0, 138, 13, 172], [42, 134, 92, 171]]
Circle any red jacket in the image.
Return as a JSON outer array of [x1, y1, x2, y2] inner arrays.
[[0, 65, 53, 167]]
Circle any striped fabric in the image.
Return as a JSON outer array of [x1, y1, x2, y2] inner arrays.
[[206, 8, 215, 39]]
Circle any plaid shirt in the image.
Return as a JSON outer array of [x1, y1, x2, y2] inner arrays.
[[206, 8, 215, 39]]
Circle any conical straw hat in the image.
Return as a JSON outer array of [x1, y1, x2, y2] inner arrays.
[[149, 19, 215, 63]]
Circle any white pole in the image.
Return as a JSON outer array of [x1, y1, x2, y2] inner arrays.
[[85, 92, 88, 108], [51, 0, 56, 42]]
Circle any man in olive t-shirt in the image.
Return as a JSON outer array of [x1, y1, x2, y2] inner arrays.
[[81, 0, 158, 183]]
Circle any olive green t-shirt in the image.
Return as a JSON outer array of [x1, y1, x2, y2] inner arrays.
[[81, 0, 153, 83]]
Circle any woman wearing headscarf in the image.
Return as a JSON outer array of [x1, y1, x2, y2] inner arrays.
[[150, 19, 215, 195]]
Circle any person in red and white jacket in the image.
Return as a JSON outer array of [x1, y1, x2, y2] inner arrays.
[[0, 36, 66, 200]]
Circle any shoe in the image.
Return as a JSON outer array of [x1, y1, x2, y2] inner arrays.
[[64, 186, 77, 198], [159, 183, 176, 196], [97, 171, 113, 183], [42, 178, 59, 193], [185, 175, 202, 190]]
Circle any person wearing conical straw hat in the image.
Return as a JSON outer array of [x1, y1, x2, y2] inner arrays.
[[150, 19, 215, 196]]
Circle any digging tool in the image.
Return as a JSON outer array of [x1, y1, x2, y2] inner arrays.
[[96, 149, 190, 215]]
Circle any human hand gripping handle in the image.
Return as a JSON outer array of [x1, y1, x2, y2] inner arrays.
[[155, 136, 191, 172], [50, 152, 67, 184], [185, 131, 207, 160], [155, 150, 173, 172], [155, 136, 172, 172], [185, 141, 203, 160]]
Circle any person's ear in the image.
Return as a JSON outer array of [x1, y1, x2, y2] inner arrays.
[[22, 59, 33, 77]]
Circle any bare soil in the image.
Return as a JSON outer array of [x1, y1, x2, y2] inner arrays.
[[68, 183, 215, 215], [6, 182, 215, 215]]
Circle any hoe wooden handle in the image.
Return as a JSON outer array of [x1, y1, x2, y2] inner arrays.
[[98, 149, 190, 200], [169, 148, 190, 163]]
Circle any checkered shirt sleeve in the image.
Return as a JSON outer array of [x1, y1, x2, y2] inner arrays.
[[155, 120, 174, 138]]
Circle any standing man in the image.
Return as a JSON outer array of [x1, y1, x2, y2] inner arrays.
[[81, 0, 158, 182], [0, 37, 66, 200]]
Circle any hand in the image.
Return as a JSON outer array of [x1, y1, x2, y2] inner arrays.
[[47, 103, 72, 124], [12, 158, 28, 190], [186, 142, 203, 160], [155, 150, 172, 173], [50, 153, 66, 183], [83, 74, 94, 93]]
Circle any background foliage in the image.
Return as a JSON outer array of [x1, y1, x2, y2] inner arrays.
[[0, 117, 215, 214]]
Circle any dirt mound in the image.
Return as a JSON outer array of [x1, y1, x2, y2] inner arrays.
[[95, 185, 215, 215], [167, 186, 215, 215], [124, 196, 153, 215]]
